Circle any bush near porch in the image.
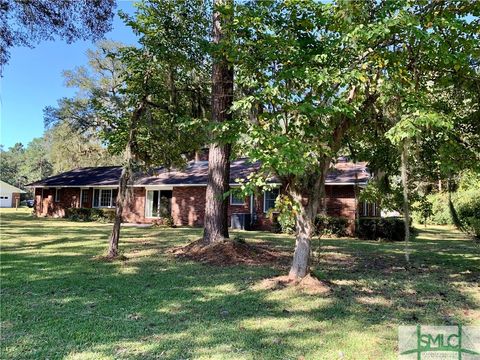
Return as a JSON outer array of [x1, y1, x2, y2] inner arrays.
[[66, 207, 116, 223]]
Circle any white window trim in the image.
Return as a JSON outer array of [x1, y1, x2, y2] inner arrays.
[[230, 193, 246, 206], [263, 188, 279, 213], [144, 185, 173, 191], [55, 188, 60, 202], [80, 188, 89, 207], [145, 189, 172, 218], [92, 188, 116, 208]]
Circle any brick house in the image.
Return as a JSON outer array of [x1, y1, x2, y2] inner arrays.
[[27, 158, 376, 232]]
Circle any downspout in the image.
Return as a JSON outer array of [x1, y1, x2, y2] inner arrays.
[[353, 161, 360, 235], [250, 194, 255, 227], [41, 188, 44, 215]]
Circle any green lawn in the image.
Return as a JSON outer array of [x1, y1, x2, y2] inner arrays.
[[1, 208, 479, 359]]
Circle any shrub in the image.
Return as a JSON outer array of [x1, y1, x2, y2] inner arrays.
[[356, 217, 406, 241], [412, 197, 433, 225], [275, 212, 295, 234], [456, 190, 480, 239], [465, 217, 480, 239], [314, 215, 348, 237], [99, 209, 116, 223], [268, 195, 297, 234], [162, 215, 175, 227], [66, 208, 95, 221], [412, 192, 456, 226], [152, 216, 175, 228], [66, 208, 115, 223], [429, 193, 452, 225], [270, 214, 283, 234]]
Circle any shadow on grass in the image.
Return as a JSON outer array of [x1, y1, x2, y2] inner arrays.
[[1, 211, 479, 359]]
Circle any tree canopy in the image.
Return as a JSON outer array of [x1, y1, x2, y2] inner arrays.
[[0, 0, 116, 70], [229, 0, 480, 277]]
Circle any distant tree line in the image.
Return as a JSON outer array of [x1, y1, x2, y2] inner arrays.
[[0, 122, 120, 191]]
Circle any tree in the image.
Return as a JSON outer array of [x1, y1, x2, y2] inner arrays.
[[45, 122, 119, 174], [0, 127, 115, 192], [110, 0, 210, 256], [380, 0, 480, 251], [232, 0, 480, 278], [0, 0, 115, 70], [203, 0, 234, 244], [47, 7, 209, 256], [0, 143, 26, 187], [21, 137, 53, 182], [232, 1, 387, 279]]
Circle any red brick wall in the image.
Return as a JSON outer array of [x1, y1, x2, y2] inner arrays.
[[171, 187, 206, 226], [169, 187, 274, 229], [324, 185, 357, 233], [123, 187, 146, 223], [34, 187, 81, 218], [34, 187, 147, 222], [33, 184, 360, 234], [226, 192, 273, 230], [10, 192, 20, 207], [250, 192, 274, 230]]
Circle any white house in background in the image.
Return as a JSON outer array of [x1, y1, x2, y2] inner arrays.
[[0, 180, 25, 208]]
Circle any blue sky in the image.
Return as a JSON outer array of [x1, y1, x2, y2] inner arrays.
[[0, 1, 138, 149]]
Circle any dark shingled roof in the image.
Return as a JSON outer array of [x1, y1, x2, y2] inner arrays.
[[27, 166, 122, 187], [27, 159, 370, 187], [135, 159, 263, 186]]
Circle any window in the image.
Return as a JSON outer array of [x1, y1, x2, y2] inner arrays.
[[93, 189, 100, 207], [145, 190, 172, 218], [263, 188, 280, 213], [362, 201, 368, 217], [100, 189, 112, 207], [230, 192, 245, 205], [92, 189, 115, 208], [81, 189, 89, 206], [112, 189, 118, 207], [55, 188, 60, 202], [361, 201, 377, 217]]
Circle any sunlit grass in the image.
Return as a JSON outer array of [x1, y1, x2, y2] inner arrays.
[[1, 208, 479, 359]]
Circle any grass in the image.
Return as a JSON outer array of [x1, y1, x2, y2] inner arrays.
[[1, 208, 479, 359]]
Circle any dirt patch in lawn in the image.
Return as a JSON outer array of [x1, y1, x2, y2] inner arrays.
[[255, 274, 331, 295], [169, 239, 290, 267], [93, 254, 128, 262]]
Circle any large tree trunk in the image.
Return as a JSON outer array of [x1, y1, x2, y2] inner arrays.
[[204, 143, 231, 243], [203, 0, 234, 244], [288, 160, 330, 279], [447, 177, 464, 231], [289, 192, 315, 279], [401, 140, 410, 263], [107, 159, 132, 258], [107, 100, 145, 257]]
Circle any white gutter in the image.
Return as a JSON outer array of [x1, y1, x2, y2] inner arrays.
[[29, 181, 368, 188]]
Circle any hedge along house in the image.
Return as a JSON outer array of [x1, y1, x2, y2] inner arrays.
[[27, 158, 375, 232]]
